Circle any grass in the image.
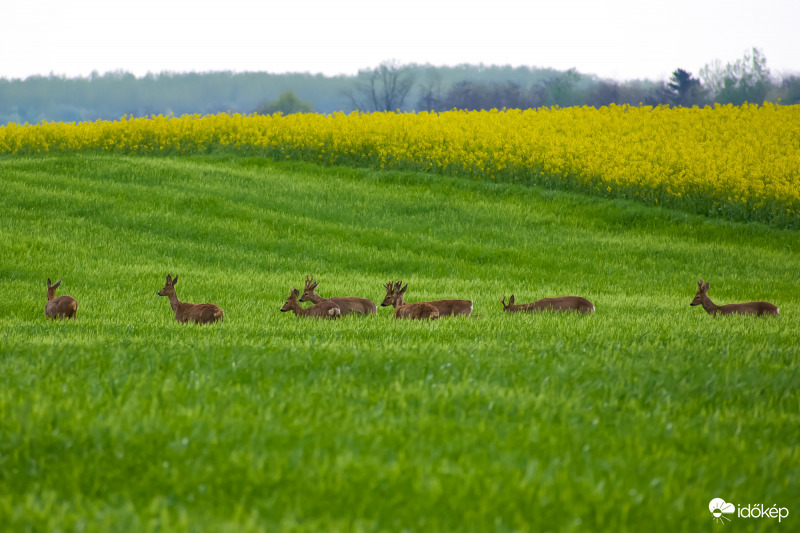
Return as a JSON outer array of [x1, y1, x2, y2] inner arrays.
[[0, 154, 798, 532]]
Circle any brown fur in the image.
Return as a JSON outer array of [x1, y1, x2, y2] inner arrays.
[[381, 280, 472, 317], [158, 274, 224, 324], [394, 302, 440, 320], [380, 281, 450, 320], [281, 288, 341, 319], [690, 279, 778, 317], [45, 278, 78, 319], [500, 294, 595, 314], [299, 275, 377, 316]]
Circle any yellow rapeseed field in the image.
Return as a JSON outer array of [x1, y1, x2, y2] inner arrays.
[[1, 104, 798, 225]]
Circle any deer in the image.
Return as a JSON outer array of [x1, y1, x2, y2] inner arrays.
[[157, 274, 224, 324], [380, 281, 439, 320], [499, 294, 595, 314], [281, 287, 341, 319], [381, 280, 473, 317], [690, 279, 778, 317], [45, 278, 78, 319], [299, 275, 377, 316]]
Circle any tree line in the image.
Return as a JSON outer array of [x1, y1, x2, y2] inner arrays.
[[1, 48, 798, 125]]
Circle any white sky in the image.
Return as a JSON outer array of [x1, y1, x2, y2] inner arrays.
[[3, 0, 799, 81]]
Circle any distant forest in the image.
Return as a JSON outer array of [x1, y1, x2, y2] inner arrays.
[[1, 48, 798, 125]]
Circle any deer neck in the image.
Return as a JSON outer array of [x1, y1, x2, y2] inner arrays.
[[166, 289, 182, 313], [287, 300, 306, 316], [307, 291, 325, 304], [700, 294, 719, 316], [394, 294, 406, 308]]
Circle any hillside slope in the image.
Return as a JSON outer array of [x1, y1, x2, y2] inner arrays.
[[0, 155, 798, 532]]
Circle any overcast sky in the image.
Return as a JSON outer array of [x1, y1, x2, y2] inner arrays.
[[3, 0, 799, 81]]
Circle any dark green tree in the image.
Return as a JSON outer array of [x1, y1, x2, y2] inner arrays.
[[666, 68, 705, 106]]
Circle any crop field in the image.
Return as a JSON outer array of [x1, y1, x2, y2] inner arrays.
[[2, 105, 800, 227], [1, 137, 799, 528]]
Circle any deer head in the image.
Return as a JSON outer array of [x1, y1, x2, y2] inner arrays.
[[499, 294, 515, 311], [380, 280, 396, 307], [158, 274, 178, 297], [690, 279, 709, 306], [46, 278, 62, 301], [281, 288, 302, 312], [300, 275, 319, 302], [381, 280, 408, 307]]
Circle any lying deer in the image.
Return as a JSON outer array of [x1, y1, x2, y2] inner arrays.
[[381, 280, 472, 317], [45, 278, 78, 319], [381, 281, 439, 320], [281, 287, 341, 319], [500, 294, 595, 314], [690, 280, 778, 317], [299, 275, 377, 316], [157, 274, 224, 324]]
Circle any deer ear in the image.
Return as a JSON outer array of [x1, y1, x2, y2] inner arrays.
[[172, 275, 178, 286], [47, 278, 52, 288], [311, 283, 318, 290], [702, 282, 709, 292], [509, 295, 515, 305], [399, 284, 408, 294]]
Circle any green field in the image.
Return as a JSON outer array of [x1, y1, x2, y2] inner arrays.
[[1, 154, 798, 532]]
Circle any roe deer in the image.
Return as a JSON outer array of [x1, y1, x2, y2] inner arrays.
[[157, 274, 224, 324], [690, 280, 778, 317], [500, 294, 595, 314], [299, 275, 377, 315], [380, 281, 439, 320], [380, 280, 472, 317], [45, 278, 78, 319], [281, 288, 341, 319]]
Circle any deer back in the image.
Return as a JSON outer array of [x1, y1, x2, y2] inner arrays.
[[717, 301, 779, 316], [304, 300, 342, 319], [175, 302, 225, 324], [531, 296, 595, 314], [45, 296, 78, 319], [428, 299, 473, 317], [394, 302, 439, 320], [327, 297, 377, 316]]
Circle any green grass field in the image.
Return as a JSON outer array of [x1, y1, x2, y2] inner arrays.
[[1, 154, 798, 532]]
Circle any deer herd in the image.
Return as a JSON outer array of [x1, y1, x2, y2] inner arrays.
[[44, 274, 779, 324]]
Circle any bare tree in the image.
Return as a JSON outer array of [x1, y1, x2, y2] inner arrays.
[[344, 60, 415, 112], [416, 67, 445, 111], [700, 47, 771, 104]]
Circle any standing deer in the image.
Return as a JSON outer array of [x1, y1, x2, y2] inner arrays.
[[299, 275, 377, 315], [500, 294, 595, 314], [281, 288, 341, 319], [381, 280, 472, 317], [45, 278, 78, 319], [690, 279, 778, 317], [380, 281, 439, 320], [157, 274, 224, 324]]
